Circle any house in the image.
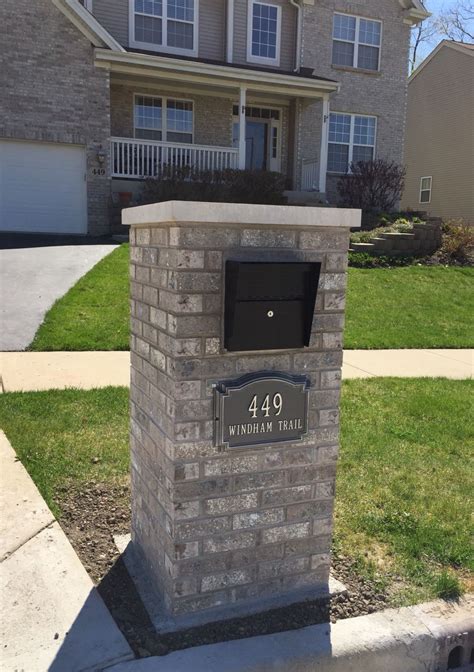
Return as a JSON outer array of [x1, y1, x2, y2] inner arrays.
[[0, 0, 428, 236], [402, 40, 474, 222]]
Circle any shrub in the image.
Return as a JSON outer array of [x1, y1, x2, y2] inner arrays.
[[337, 159, 406, 213], [348, 252, 415, 268], [439, 220, 474, 264], [140, 166, 288, 206]]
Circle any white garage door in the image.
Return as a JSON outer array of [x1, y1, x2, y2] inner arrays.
[[0, 140, 87, 234]]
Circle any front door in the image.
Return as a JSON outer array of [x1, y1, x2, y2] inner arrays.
[[245, 121, 268, 170]]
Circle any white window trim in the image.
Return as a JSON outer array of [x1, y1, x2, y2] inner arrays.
[[247, 0, 282, 67], [133, 93, 195, 143], [129, 0, 199, 57], [419, 176, 432, 204], [327, 112, 378, 174], [333, 12, 382, 72]]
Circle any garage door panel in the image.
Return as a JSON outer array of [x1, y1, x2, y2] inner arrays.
[[0, 141, 87, 234]]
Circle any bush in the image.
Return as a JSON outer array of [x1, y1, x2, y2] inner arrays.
[[140, 166, 288, 206], [337, 159, 406, 213], [348, 252, 416, 268], [438, 220, 474, 264]]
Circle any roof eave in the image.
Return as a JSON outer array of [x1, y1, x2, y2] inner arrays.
[[94, 49, 341, 97]]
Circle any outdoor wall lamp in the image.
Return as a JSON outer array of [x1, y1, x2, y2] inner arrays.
[[96, 146, 106, 164]]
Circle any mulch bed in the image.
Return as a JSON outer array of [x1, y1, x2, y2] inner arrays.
[[56, 482, 389, 658]]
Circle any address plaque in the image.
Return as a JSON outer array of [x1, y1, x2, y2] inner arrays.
[[213, 371, 310, 450]]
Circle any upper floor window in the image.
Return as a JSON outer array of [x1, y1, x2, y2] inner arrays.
[[130, 0, 198, 56], [419, 176, 432, 203], [332, 13, 382, 71], [247, 0, 281, 66], [134, 95, 194, 143], [328, 112, 377, 173]]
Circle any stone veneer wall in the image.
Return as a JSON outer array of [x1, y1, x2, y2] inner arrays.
[[126, 202, 358, 618]]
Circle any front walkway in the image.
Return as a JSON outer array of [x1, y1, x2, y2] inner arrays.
[[0, 349, 472, 392]]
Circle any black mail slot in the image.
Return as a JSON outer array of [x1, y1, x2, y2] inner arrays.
[[224, 261, 321, 352]]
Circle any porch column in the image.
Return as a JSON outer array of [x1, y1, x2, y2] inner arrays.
[[238, 86, 247, 170], [319, 94, 330, 194]]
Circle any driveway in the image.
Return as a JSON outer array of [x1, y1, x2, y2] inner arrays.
[[0, 234, 118, 351]]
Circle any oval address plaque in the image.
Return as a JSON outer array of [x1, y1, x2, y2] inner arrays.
[[213, 372, 310, 450]]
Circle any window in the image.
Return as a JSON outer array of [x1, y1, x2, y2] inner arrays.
[[247, 1, 281, 65], [134, 95, 193, 143], [130, 0, 198, 55], [328, 112, 377, 173], [419, 176, 432, 204], [332, 13, 381, 71]]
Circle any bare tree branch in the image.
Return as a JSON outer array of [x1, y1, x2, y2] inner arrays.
[[436, 0, 474, 42]]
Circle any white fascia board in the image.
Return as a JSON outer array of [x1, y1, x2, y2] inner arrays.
[[94, 49, 340, 96], [51, 0, 125, 51]]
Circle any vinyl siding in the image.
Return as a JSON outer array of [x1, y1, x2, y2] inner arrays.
[[233, 0, 297, 71], [93, 0, 129, 47], [402, 45, 474, 221], [92, 0, 225, 58]]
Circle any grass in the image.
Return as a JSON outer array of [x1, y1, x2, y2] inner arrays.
[[29, 245, 474, 350], [336, 378, 473, 604], [0, 378, 472, 605], [29, 244, 130, 352], [345, 266, 474, 349]]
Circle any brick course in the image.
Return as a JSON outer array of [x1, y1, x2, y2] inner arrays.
[[128, 205, 354, 617]]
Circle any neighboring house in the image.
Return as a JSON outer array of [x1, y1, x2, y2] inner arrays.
[[0, 0, 428, 236], [402, 40, 474, 222]]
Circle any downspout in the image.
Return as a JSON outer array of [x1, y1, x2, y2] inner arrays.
[[289, 0, 302, 71], [227, 0, 234, 63]]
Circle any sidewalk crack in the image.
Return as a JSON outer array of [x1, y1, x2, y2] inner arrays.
[[1, 519, 56, 563]]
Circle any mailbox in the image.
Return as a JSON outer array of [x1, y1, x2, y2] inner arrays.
[[224, 261, 321, 352]]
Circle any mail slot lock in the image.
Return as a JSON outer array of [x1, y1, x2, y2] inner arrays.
[[224, 261, 321, 352]]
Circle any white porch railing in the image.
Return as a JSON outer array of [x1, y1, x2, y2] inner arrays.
[[301, 158, 319, 192], [111, 137, 239, 179]]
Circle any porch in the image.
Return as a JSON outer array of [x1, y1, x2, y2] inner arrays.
[[97, 48, 338, 194]]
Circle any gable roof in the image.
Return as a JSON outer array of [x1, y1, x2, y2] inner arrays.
[[409, 39, 474, 82], [51, 0, 125, 51]]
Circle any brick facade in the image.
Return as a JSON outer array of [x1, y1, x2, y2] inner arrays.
[[296, 0, 412, 197], [126, 202, 357, 618], [0, 0, 111, 236]]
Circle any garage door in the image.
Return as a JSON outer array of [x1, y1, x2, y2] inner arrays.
[[0, 140, 87, 234]]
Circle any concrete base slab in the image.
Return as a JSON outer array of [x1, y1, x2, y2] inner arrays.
[[115, 534, 346, 635], [0, 351, 130, 392], [106, 595, 474, 672]]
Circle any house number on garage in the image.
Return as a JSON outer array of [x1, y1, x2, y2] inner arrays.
[[213, 372, 310, 450]]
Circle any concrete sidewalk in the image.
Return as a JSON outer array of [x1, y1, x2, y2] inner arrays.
[[0, 431, 134, 672], [0, 349, 472, 392]]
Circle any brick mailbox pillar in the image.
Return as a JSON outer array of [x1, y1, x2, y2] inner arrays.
[[124, 201, 360, 625]]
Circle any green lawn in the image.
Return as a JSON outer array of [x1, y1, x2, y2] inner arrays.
[[0, 379, 472, 604], [29, 244, 130, 352], [345, 266, 473, 349], [29, 244, 473, 350]]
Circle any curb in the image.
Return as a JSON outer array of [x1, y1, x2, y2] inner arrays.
[[105, 595, 474, 672]]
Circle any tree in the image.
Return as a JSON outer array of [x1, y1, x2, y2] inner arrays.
[[337, 160, 406, 214], [410, 12, 439, 72], [436, 0, 474, 42]]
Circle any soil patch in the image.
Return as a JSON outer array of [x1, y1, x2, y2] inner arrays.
[[56, 482, 389, 657]]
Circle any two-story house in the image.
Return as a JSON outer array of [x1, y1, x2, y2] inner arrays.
[[0, 0, 428, 235]]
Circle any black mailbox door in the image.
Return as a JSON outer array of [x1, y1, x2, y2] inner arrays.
[[225, 261, 321, 352]]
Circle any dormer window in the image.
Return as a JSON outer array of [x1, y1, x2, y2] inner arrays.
[[130, 0, 198, 56]]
